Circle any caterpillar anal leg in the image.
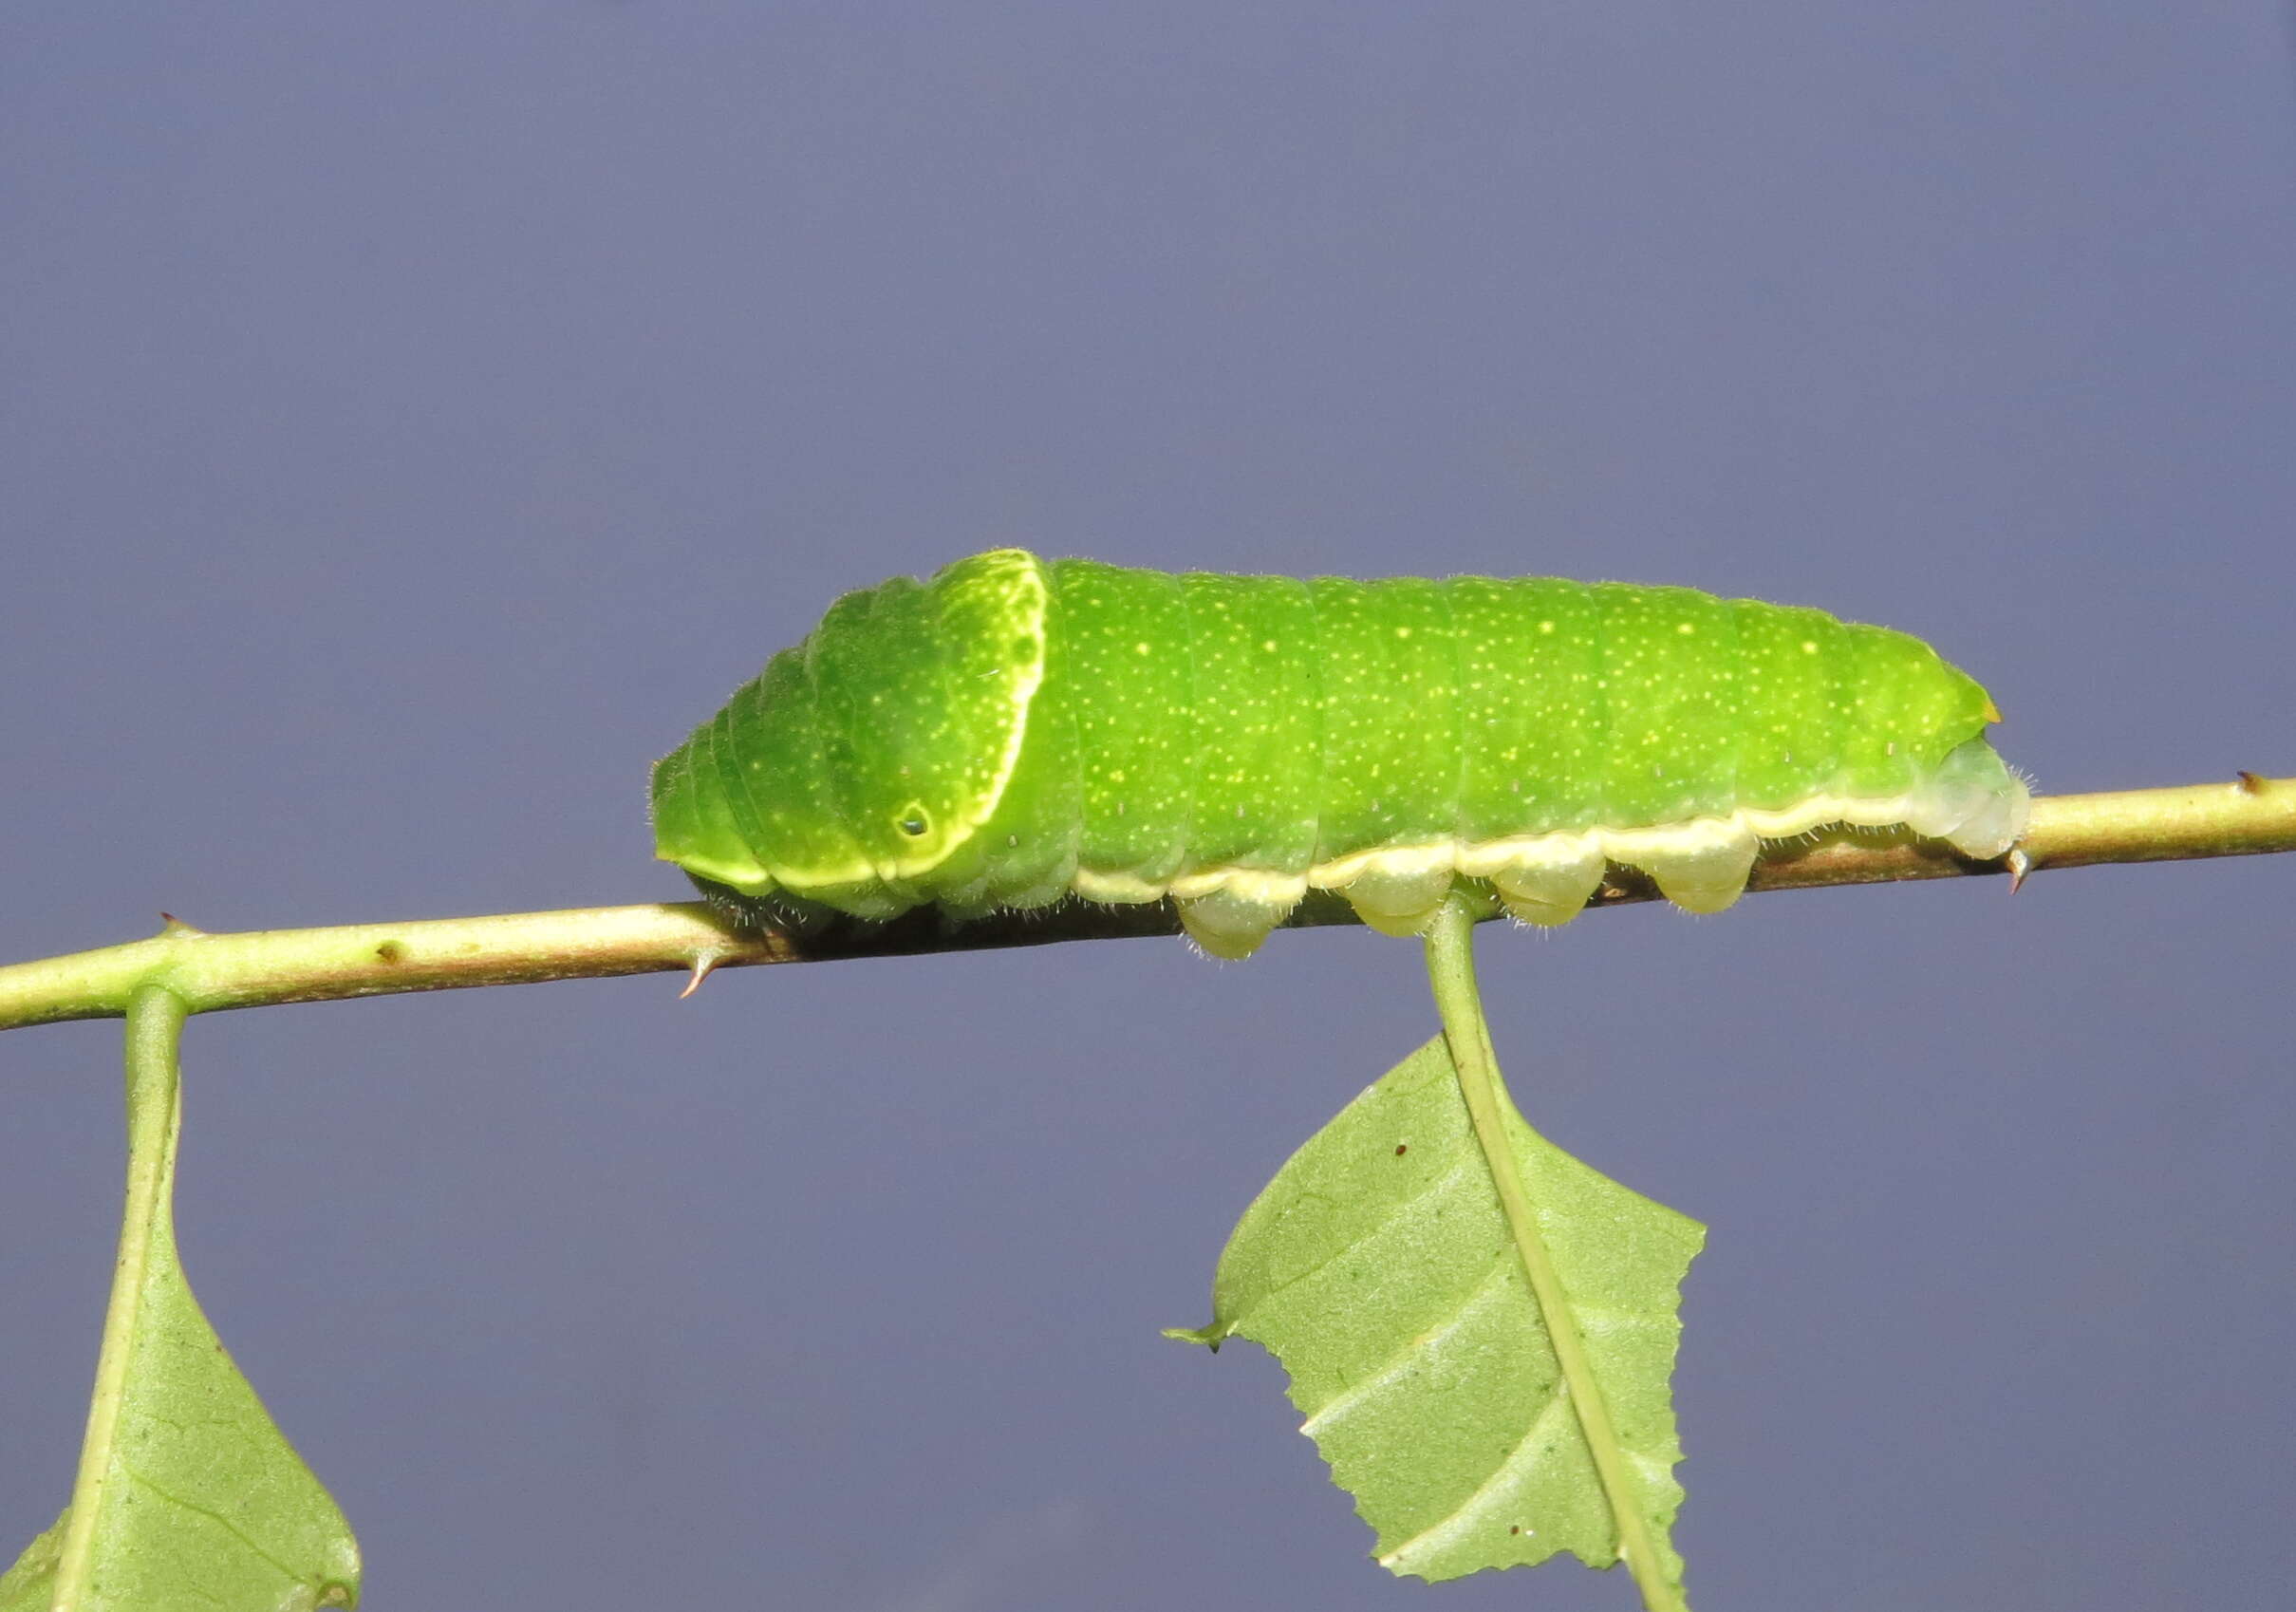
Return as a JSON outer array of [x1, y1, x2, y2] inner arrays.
[[1904, 738, 2032, 859], [1944, 781, 2028, 862]]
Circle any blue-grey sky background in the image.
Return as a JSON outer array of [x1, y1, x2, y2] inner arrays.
[[4, 5, 2292, 1609]]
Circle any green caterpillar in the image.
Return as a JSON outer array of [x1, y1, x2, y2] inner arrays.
[[651, 550, 2027, 958]]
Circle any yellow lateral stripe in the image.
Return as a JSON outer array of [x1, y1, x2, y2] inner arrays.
[[1073, 783, 2025, 909]]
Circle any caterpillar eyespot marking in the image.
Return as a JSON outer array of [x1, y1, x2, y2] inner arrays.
[[651, 550, 2028, 959]]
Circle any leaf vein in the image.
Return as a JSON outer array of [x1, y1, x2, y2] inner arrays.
[[1297, 1253, 1513, 1434], [1375, 1378, 1577, 1571], [1253, 1156, 1479, 1309], [121, 1460, 308, 1584]]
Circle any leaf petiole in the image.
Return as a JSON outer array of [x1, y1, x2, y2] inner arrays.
[[1, 981, 360, 1612], [46, 984, 190, 1608], [1422, 896, 1687, 1612]]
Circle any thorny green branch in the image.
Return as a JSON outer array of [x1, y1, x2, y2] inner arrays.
[[1, 775, 2288, 1033]]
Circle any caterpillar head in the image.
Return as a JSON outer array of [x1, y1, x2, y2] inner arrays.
[[651, 550, 1051, 921]]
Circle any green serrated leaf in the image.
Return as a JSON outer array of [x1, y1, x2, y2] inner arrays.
[[2, 984, 359, 1612], [1168, 1035, 1702, 1590]]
